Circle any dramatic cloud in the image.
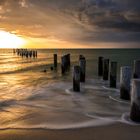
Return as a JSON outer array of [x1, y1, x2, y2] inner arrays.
[[0, 0, 140, 47]]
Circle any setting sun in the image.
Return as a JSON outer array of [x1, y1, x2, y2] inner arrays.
[[0, 30, 26, 48]]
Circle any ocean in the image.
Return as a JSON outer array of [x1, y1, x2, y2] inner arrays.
[[0, 49, 140, 130]]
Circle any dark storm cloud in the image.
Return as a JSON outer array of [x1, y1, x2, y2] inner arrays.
[[78, 0, 140, 31], [0, 0, 140, 43]]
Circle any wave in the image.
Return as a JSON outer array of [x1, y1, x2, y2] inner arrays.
[[0, 120, 116, 130], [109, 96, 130, 104], [0, 80, 139, 130], [0, 63, 54, 74], [0, 113, 139, 130]]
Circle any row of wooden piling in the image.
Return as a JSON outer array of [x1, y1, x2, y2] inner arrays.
[[52, 53, 140, 122], [13, 49, 38, 58], [98, 57, 140, 122], [52, 54, 85, 92], [61, 54, 71, 74], [52, 53, 71, 72], [98, 57, 117, 88]]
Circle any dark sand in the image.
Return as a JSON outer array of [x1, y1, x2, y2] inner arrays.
[[0, 123, 140, 140]]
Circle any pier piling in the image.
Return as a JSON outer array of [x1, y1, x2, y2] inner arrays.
[[103, 59, 109, 80], [73, 66, 80, 92], [79, 56, 86, 82], [98, 57, 103, 76], [130, 79, 140, 122], [61, 54, 71, 74], [54, 54, 57, 68], [120, 66, 132, 100], [61, 55, 66, 74], [110, 62, 117, 88], [134, 60, 140, 78]]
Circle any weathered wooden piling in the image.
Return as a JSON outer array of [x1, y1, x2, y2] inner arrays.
[[73, 66, 80, 92], [17, 49, 20, 55], [61, 54, 71, 74], [67, 53, 71, 68], [33, 51, 35, 58], [79, 56, 86, 82], [50, 66, 54, 71], [26, 51, 29, 58], [120, 66, 132, 100], [61, 55, 66, 74], [35, 50, 37, 58], [98, 57, 103, 76], [13, 49, 16, 54], [79, 55, 84, 60], [21, 50, 23, 56], [110, 62, 117, 88], [103, 59, 109, 80], [130, 79, 140, 122], [65, 54, 70, 70], [54, 54, 57, 68], [134, 60, 140, 78]]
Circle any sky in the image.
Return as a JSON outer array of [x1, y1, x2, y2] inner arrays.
[[0, 0, 140, 48]]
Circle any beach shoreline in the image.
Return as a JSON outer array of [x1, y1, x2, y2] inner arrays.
[[0, 123, 140, 140]]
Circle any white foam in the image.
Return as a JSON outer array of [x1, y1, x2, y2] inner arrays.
[[102, 86, 120, 92], [120, 113, 140, 126], [0, 119, 116, 130], [86, 113, 140, 126], [85, 85, 104, 90], [109, 96, 130, 104], [1, 79, 139, 130]]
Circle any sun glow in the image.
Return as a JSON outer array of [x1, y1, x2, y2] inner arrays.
[[0, 30, 26, 48]]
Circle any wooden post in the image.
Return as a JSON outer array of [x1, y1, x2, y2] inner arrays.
[[13, 49, 15, 54], [103, 59, 109, 80], [130, 79, 140, 122], [134, 60, 140, 78], [61, 55, 66, 74], [67, 53, 71, 68], [98, 57, 103, 76], [61, 54, 71, 74], [73, 66, 80, 92], [65, 54, 70, 70], [120, 66, 132, 100], [35, 50, 38, 58], [79, 55, 84, 60], [79, 57, 86, 82], [29, 51, 32, 58], [54, 54, 57, 68], [26, 51, 29, 58], [110, 62, 117, 88]]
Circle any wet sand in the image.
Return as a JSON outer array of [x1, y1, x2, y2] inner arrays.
[[0, 123, 140, 140]]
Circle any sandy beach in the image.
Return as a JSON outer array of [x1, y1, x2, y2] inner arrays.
[[0, 123, 140, 140]]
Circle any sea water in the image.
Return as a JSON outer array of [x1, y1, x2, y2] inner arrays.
[[0, 49, 140, 130]]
